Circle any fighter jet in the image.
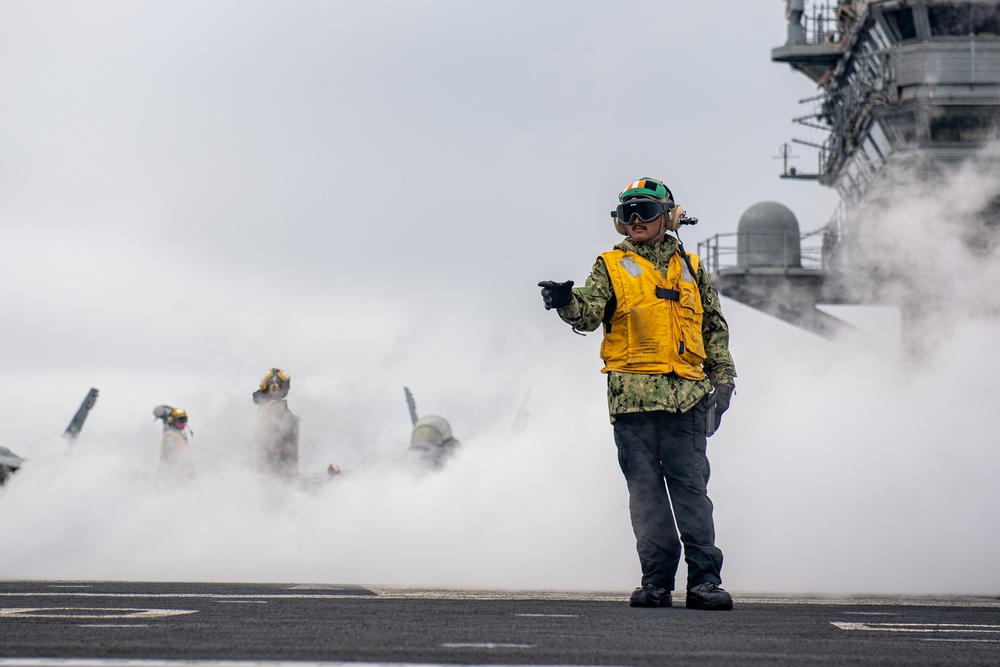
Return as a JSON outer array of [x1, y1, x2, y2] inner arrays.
[[0, 388, 99, 487], [0, 446, 24, 486], [404, 387, 460, 469]]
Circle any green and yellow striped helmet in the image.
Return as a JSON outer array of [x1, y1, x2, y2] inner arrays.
[[619, 177, 672, 202]]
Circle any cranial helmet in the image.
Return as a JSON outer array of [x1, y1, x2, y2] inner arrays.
[[259, 368, 290, 391], [261, 368, 291, 393], [612, 177, 684, 235], [153, 405, 188, 429], [254, 368, 291, 404], [620, 177, 672, 202]]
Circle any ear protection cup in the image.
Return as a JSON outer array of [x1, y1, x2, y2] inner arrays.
[[666, 205, 684, 231]]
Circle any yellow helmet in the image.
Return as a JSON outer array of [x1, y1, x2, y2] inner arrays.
[[254, 368, 291, 404], [153, 404, 188, 428], [259, 368, 291, 391]]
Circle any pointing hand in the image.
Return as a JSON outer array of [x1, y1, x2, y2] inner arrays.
[[538, 280, 574, 310]]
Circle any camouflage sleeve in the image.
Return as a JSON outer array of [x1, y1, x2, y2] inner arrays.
[[697, 261, 737, 386], [556, 257, 614, 333]]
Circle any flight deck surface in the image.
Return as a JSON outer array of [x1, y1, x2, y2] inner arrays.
[[1, 581, 998, 666]]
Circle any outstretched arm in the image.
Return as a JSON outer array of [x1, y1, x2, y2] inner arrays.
[[540, 257, 614, 334]]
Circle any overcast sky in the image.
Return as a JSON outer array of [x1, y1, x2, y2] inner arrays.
[[2, 2, 997, 596], [1, 0, 841, 427]]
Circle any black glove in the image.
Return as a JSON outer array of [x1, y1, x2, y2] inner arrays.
[[538, 280, 574, 310], [705, 383, 734, 437]]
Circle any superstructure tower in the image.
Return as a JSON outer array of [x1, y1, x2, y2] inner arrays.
[[701, 0, 1000, 341]]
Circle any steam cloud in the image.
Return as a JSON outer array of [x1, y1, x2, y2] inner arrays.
[[3, 141, 999, 596]]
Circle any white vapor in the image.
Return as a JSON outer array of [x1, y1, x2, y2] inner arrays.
[[3, 268, 999, 595], [2, 2, 998, 597]]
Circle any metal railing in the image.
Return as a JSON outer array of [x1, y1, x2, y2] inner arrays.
[[697, 230, 827, 274], [795, 1, 842, 47]]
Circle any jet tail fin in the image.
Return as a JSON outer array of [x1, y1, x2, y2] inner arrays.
[[64, 387, 99, 443], [404, 386, 418, 426]]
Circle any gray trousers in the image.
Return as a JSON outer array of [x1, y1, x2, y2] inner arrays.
[[612, 399, 724, 591]]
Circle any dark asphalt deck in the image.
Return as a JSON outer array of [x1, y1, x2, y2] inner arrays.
[[1, 581, 998, 666]]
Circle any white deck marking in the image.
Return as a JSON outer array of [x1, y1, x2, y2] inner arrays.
[[0, 589, 628, 603], [4, 588, 1000, 606], [441, 642, 534, 649], [832, 622, 1000, 633], [215, 601, 268, 604], [76, 624, 150, 628], [514, 613, 580, 617], [0, 608, 197, 619], [0, 593, 357, 601]]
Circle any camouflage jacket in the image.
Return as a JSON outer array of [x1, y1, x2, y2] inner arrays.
[[556, 234, 736, 420]]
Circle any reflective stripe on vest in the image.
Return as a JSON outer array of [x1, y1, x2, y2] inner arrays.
[[598, 249, 706, 379]]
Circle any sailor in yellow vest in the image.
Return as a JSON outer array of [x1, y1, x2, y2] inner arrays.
[[152, 405, 195, 482], [252, 368, 300, 479], [538, 177, 737, 611]]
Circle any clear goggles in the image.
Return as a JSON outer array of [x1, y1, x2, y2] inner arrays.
[[611, 199, 672, 225]]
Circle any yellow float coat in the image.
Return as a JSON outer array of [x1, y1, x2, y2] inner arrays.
[[599, 249, 706, 380]]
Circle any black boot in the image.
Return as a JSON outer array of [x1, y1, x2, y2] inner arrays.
[[685, 582, 733, 610], [629, 584, 672, 607]]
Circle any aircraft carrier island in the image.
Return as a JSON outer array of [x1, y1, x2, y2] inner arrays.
[[699, 0, 1000, 346]]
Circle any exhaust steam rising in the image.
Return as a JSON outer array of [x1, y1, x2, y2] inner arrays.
[[2, 146, 1000, 597]]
